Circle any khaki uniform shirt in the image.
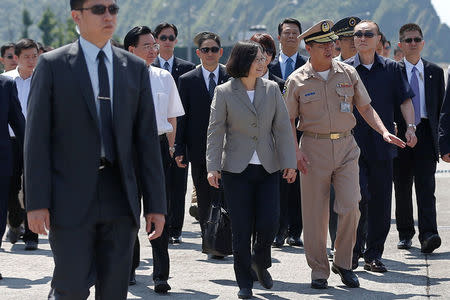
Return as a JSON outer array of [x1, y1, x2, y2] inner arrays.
[[284, 59, 371, 134]]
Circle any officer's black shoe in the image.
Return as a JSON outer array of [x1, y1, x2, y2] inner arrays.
[[331, 263, 360, 288], [272, 234, 285, 248], [24, 241, 38, 251], [251, 262, 273, 289], [421, 234, 441, 253], [286, 236, 303, 247], [311, 279, 328, 289], [154, 280, 171, 294], [238, 288, 253, 299], [397, 239, 412, 250]]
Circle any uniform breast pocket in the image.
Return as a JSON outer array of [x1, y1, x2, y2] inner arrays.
[[335, 87, 355, 103], [299, 91, 323, 117]]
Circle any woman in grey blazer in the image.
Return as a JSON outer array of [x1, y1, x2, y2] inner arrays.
[[206, 41, 297, 299]]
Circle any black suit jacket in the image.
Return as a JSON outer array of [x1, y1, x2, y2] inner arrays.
[[268, 53, 307, 80], [175, 65, 230, 164], [268, 72, 285, 93], [439, 70, 450, 155], [25, 41, 166, 227], [0, 75, 25, 177], [397, 59, 445, 160], [152, 56, 195, 88]]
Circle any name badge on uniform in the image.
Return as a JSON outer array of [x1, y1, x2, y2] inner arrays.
[[340, 100, 351, 113]]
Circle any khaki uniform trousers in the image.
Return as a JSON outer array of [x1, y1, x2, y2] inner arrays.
[[300, 134, 361, 280]]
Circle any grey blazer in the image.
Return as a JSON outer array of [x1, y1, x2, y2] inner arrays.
[[206, 77, 296, 174]]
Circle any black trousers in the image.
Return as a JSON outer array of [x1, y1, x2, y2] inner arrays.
[[131, 135, 171, 281], [222, 165, 279, 289], [356, 156, 392, 261], [7, 137, 25, 228], [393, 119, 438, 243], [0, 176, 10, 245], [191, 162, 214, 234], [167, 161, 188, 237], [49, 164, 137, 300], [277, 173, 302, 238]]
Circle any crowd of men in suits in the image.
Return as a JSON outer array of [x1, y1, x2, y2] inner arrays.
[[0, 0, 449, 297]]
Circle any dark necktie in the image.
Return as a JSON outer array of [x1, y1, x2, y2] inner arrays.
[[209, 72, 216, 98], [97, 50, 115, 162], [284, 57, 294, 80], [164, 61, 170, 72], [410, 66, 421, 125]]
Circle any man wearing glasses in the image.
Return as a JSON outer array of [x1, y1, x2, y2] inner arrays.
[[124, 25, 185, 293], [0, 43, 18, 73], [394, 23, 444, 254], [153, 22, 195, 245], [174, 32, 230, 257], [345, 20, 417, 273], [25, 1, 166, 299]]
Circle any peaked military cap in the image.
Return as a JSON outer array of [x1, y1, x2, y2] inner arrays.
[[298, 20, 338, 43], [332, 17, 361, 37]]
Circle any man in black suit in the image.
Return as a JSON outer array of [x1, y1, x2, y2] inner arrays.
[[153, 22, 195, 244], [174, 32, 229, 256], [25, 1, 166, 298], [268, 18, 307, 80], [394, 23, 444, 253], [0, 75, 25, 268], [439, 67, 450, 162]]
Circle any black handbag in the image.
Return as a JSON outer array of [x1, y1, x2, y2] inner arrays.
[[202, 184, 232, 256]]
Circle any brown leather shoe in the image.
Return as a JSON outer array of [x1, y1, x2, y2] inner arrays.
[[364, 259, 387, 272]]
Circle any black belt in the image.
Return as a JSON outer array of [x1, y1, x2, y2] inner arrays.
[[159, 134, 167, 141]]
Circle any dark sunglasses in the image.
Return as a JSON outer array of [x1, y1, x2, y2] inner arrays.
[[6, 55, 13, 59], [75, 4, 120, 15], [402, 37, 423, 43], [159, 35, 176, 42], [354, 31, 375, 38], [263, 48, 274, 56], [199, 47, 220, 54]]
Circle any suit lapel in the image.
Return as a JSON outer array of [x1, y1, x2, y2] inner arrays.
[[422, 59, 433, 114], [194, 67, 210, 101], [217, 65, 228, 86], [231, 78, 256, 114], [172, 57, 180, 78], [253, 78, 266, 112], [67, 41, 99, 133], [112, 47, 127, 140]]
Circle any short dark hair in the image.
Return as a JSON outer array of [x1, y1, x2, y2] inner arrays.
[[124, 26, 153, 52], [154, 22, 178, 38], [278, 18, 302, 36], [250, 33, 276, 61], [37, 42, 44, 52], [70, 0, 87, 10], [399, 23, 423, 41], [197, 32, 221, 48], [14, 38, 38, 57], [226, 41, 262, 78], [1, 43, 15, 57], [357, 20, 381, 35]]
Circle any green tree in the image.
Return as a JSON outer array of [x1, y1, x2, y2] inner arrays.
[[65, 17, 78, 44], [22, 8, 32, 38], [38, 8, 57, 46]]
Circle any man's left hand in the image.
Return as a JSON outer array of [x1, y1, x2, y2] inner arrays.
[[145, 213, 165, 240], [405, 128, 418, 148]]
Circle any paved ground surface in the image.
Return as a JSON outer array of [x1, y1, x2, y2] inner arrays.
[[1, 162, 450, 299]]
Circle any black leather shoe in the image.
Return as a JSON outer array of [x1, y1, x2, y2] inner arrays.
[[272, 234, 286, 248], [397, 239, 412, 250], [251, 262, 273, 289], [421, 234, 441, 253], [364, 259, 387, 272], [154, 280, 171, 293], [6, 227, 23, 244], [331, 263, 360, 288], [311, 279, 328, 289], [286, 236, 303, 247], [129, 271, 136, 286], [238, 288, 253, 299], [169, 236, 182, 244], [24, 241, 38, 251], [208, 254, 225, 260]]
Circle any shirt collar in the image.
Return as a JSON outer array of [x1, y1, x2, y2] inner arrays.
[[403, 57, 424, 75], [279, 51, 298, 64], [201, 64, 220, 80], [79, 36, 113, 65], [354, 52, 384, 68], [298, 58, 342, 80], [158, 55, 174, 67], [262, 71, 269, 79]]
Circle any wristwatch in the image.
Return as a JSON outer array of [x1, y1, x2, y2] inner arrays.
[[407, 123, 416, 131], [169, 146, 175, 152]]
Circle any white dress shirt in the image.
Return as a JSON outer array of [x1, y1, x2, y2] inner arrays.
[[201, 65, 219, 91], [404, 57, 427, 119], [246, 90, 262, 165], [262, 71, 269, 79], [149, 66, 185, 135], [158, 55, 174, 73], [3, 67, 31, 137], [79, 36, 114, 157], [278, 51, 298, 80]]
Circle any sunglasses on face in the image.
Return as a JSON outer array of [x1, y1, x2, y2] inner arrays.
[[402, 37, 423, 43], [158, 35, 176, 42], [6, 55, 14, 59], [354, 31, 375, 38], [199, 47, 220, 54], [75, 4, 120, 15]]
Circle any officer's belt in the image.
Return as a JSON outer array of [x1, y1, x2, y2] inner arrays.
[[303, 130, 352, 140]]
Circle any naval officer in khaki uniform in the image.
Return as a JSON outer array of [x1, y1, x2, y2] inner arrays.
[[284, 20, 406, 289]]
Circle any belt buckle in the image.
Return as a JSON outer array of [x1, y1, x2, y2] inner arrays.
[[330, 133, 340, 140]]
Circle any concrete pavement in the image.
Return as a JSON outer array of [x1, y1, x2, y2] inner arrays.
[[1, 164, 450, 299]]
